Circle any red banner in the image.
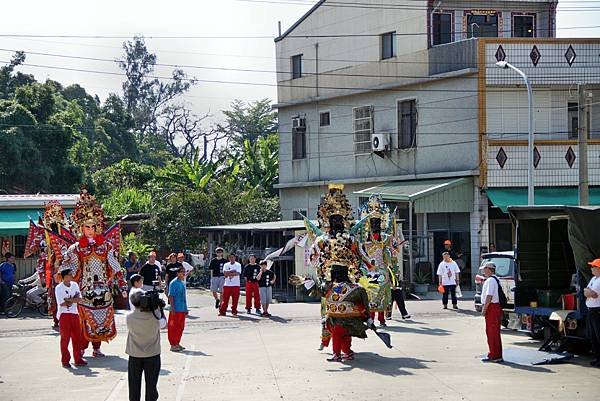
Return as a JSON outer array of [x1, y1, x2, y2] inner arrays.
[[24, 220, 45, 258]]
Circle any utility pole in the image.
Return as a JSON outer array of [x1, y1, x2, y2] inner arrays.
[[578, 84, 589, 206]]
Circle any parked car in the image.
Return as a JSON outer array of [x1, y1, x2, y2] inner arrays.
[[474, 251, 515, 313]]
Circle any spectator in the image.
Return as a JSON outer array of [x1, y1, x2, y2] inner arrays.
[[219, 253, 242, 316], [481, 262, 503, 363], [139, 253, 162, 291], [257, 260, 276, 317], [243, 254, 261, 314], [129, 274, 144, 311], [386, 270, 411, 320], [168, 266, 188, 352], [165, 253, 183, 295], [584, 259, 600, 367], [126, 289, 166, 401], [124, 252, 141, 282], [209, 247, 226, 309], [55, 269, 87, 368], [489, 243, 497, 253], [0, 252, 17, 309], [177, 252, 194, 276], [443, 240, 458, 260], [19, 270, 45, 305], [437, 251, 460, 310]]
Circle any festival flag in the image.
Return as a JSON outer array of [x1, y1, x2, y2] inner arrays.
[[24, 220, 45, 258], [104, 223, 121, 255], [264, 233, 307, 269], [45, 229, 75, 262]]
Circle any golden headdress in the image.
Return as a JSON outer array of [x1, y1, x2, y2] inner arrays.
[[317, 184, 355, 231], [42, 200, 67, 229], [70, 187, 105, 235], [359, 194, 391, 232]]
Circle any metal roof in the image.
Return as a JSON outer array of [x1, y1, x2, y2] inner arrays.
[[0, 194, 79, 209], [197, 220, 316, 232]]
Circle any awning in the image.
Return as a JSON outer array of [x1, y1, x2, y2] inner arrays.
[[486, 187, 600, 213], [197, 220, 318, 232], [354, 177, 474, 213], [0, 209, 44, 236]]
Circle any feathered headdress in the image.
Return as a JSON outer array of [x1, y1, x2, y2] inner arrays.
[[70, 187, 105, 235], [317, 184, 355, 231]]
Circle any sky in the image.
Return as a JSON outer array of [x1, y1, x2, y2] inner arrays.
[[1, 0, 599, 123]]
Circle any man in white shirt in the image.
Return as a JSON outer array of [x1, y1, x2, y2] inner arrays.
[[55, 269, 87, 368], [481, 262, 503, 363], [218, 253, 242, 316], [437, 252, 461, 310], [584, 258, 600, 367], [19, 271, 45, 305]]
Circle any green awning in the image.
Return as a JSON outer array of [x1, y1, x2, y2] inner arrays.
[[486, 187, 600, 213], [0, 209, 44, 236], [354, 177, 474, 213]]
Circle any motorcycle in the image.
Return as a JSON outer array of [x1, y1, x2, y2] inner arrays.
[[4, 283, 48, 318]]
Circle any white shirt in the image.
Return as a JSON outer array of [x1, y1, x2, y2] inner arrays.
[[223, 262, 242, 287], [437, 261, 460, 286], [481, 275, 500, 304], [181, 261, 194, 275], [129, 287, 145, 311], [55, 281, 81, 319], [586, 276, 600, 308]]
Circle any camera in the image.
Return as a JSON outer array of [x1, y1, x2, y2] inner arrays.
[[139, 281, 166, 318]]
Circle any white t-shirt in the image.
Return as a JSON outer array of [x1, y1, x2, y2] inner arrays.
[[437, 261, 460, 286], [181, 261, 194, 275], [481, 275, 500, 304], [586, 276, 600, 308], [223, 262, 242, 287], [55, 281, 81, 319]]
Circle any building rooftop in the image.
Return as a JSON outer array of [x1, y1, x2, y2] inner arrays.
[[197, 220, 317, 232], [0, 194, 79, 209]]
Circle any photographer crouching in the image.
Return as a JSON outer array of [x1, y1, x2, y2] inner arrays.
[[126, 282, 166, 401]]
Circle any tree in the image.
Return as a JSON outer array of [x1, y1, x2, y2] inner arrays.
[[0, 51, 35, 100], [92, 159, 156, 197], [234, 134, 279, 195], [102, 187, 152, 219], [219, 99, 278, 149]]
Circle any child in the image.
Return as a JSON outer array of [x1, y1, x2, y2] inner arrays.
[[55, 269, 86, 368]]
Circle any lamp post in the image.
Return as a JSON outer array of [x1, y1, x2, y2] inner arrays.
[[496, 61, 534, 205]]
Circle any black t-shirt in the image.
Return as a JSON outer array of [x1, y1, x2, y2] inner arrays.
[[209, 258, 226, 277], [165, 262, 183, 285], [244, 264, 261, 283], [140, 263, 161, 286], [258, 269, 275, 287]]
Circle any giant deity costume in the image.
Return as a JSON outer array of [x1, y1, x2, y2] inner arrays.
[[57, 188, 125, 357], [355, 195, 396, 326]]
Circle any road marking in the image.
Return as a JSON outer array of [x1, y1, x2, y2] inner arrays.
[[105, 372, 127, 401], [176, 344, 195, 401]]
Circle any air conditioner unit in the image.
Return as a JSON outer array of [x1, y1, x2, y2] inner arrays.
[[371, 132, 390, 152], [292, 117, 306, 129]]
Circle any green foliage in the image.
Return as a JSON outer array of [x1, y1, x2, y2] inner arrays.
[[102, 187, 152, 219], [92, 159, 156, 197], [233, 134, 279, 194], [122, 232, 155, 259], [222, 98, 278, 148], [413, 271, 432, 284]]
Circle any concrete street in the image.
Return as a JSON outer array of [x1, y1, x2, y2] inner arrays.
[[0, 289, 598, 401]]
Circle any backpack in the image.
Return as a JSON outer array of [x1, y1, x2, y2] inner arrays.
[[491, 276, 508, 308]]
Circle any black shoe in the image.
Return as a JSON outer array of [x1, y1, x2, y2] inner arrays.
[[402, 314, 411, 319], [379, 322, 387, 327], [482, 357, 503, 363], [246, 309, 251, 314], [255, 309, 261, 314], [453, 305, 459, 310], [443, 305, 448, 310], [62, 363, 72, 369], [215, 299, 219, 309]]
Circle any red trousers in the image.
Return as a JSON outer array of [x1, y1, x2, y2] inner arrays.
[[220, 286, 240, 315], [369, 311, 385, 324], [168, 311, 186, 346], [245, 282, 260, 310], [59, 314, 84, 364], [485, 303, 503, 359], [330, 324, 352, 355]]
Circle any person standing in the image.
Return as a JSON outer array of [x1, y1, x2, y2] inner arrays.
[[124, 252, 141, 282], [126, 290, 166, 401], [55, 269, 87, 368], [257, 260, 276, 317], [165, 253, 183, 296], [128, 274, 144, 311], [168, 267, 188, 352], [243, 254, 261, 314], [584, 258, 600, 367], [481, 262, 503, 363], [219, 253, 242, 316], [0, 252, 17, 309], [177, 253, 194, 277], [209, 247, 226, 309], [437, 251, 460, 310], [386, 269, 411, 320], [139, 253, 163, 291], [443, 240, 458, 260]]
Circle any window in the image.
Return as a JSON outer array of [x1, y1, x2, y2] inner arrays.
[[353, 106, 373, 154], [568, 102, 579, 139], [292, 210, 308, 220], [291, 54, 302, 79], [381, 32, 396, 60], [14, 235, 27, 258], [513, 15, 535, 38], [467, 14, 498, 38], [319, 112, 330, 127], [432, 13, 452, 45], [398, 100, 417, 149], [292, 117, 306, 159]]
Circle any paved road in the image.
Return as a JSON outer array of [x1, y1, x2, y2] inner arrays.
[[0, 290, 598, 401]]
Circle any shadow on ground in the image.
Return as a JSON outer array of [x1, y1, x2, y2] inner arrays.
[[384, 324, 452, 336], [326, 352, 432, 376]]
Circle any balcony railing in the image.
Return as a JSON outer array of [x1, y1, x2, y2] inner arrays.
[[428, 38, 478, 76]]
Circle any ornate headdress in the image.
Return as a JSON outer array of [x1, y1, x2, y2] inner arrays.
[[359, 194, 391, 233], [317, 184, 355, 231], [70, 187, 105, 235], [42, 200, 67, 229]]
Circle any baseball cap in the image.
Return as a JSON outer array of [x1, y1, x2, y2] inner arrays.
[[588, 258, 600, 268], [444, 240, 452, 245]]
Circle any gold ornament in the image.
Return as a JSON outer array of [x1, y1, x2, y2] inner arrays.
[[70, 187, 105, 235]]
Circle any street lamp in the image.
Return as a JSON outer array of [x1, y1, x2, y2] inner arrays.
[[496, 61, 534, 205]]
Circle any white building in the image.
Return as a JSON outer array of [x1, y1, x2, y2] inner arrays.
[[274, 0, 599, 286]]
